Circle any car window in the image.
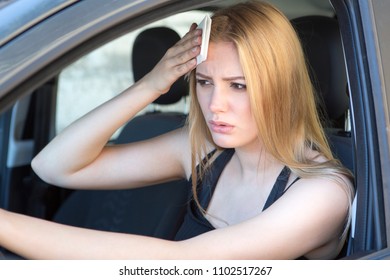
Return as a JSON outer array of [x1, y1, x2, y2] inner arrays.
[[56, 10, 210, 138]]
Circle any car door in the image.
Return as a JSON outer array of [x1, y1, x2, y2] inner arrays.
[[332, 0, 390, 259]]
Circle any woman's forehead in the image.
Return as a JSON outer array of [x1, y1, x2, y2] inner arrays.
[[196, 41, 244, 79]]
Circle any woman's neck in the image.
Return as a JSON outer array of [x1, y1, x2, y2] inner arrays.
[[232, 143, 283, 182]]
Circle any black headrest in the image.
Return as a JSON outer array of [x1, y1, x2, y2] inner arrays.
[[132, 27, 188, 105], [291, 16, 349, 122]]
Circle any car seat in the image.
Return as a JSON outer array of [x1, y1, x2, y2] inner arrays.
[[54, 27, 189, 240], [291, 16, 354, 173], [115, 27, 189, 143]]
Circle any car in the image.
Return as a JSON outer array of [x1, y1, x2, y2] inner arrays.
[[0, 0, 389, 260]]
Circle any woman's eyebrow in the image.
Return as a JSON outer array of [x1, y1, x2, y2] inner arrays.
[[195, 72, 211, 79], [196, 72, 245, 81]]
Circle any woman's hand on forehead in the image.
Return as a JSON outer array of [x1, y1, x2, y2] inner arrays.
[[141, 24, 202, 95]]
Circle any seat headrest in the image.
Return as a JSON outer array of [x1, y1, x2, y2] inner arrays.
[[132, 27, 188, 105], [291, 16, 349, 123]]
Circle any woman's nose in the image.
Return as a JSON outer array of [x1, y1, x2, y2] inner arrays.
[[209, 86, 228, 113]]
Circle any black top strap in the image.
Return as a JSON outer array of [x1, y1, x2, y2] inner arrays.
[[197, 150, 300, 212], [197, 149, 235, 210], [262, 166, 291, 211]]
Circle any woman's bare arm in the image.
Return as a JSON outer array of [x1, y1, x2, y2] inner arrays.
[[0, 209, 177, 259], [31, 25, 201, 189]]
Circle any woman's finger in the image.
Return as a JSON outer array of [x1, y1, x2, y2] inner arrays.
[[167, 28, 202, 58], [189, 22, 198, 31], [142, 24, 202, 94], [170, 44, 200, 68]]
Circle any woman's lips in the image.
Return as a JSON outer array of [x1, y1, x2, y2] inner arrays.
[[209, 120, 234, 134]]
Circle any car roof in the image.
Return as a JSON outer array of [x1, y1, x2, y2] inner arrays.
[[0, 0, 334, 47], [0, 0, 77, 47]]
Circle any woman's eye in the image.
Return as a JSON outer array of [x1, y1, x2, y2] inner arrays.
[[231, 83, 247, 90], [196, 79, 212, 86]]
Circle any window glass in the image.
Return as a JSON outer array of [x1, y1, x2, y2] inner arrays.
[[56, 10, 209, 136]]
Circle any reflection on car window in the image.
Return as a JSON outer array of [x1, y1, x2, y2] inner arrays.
[[56, 10, 209, 138]]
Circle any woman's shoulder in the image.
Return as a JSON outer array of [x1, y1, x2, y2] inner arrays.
[[298, 147, 353, 187], [290, 147, 354, 202], [281, 148, 354, 226], [291, 174, 351, 199]]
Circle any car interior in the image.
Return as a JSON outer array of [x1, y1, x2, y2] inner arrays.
[[0, 0, 359, 259]]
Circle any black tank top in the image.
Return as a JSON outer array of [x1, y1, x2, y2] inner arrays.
[[174, 149, 298, 241]]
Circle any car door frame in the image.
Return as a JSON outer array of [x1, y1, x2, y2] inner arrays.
[[331, 0, 390, 259]]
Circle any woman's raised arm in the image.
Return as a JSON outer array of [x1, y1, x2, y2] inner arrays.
[[31, 25, 201, 189]]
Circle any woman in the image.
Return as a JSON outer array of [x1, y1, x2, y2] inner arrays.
[[0, 1, 353, 259]]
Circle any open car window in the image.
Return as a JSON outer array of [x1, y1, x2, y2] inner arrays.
[[56, 10, 210, 139]]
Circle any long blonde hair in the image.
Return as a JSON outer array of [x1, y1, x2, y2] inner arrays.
[[187, 1, 354, 216]]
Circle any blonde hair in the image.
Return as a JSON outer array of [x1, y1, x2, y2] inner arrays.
[[187, 1, 354, 224]]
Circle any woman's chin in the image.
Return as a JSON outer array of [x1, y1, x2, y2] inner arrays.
[[211, 135, 236, 149]]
